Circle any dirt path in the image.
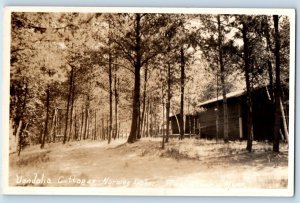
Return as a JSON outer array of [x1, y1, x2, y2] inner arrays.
[[9, 138, 288, 189]]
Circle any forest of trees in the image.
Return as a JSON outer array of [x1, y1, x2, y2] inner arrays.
[[10, 12, 290, 155]]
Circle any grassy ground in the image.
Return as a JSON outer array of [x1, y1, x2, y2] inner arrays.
[[9, 138, 289, 189]]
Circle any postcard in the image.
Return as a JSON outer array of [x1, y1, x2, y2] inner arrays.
[[2, 7, 295, 196]]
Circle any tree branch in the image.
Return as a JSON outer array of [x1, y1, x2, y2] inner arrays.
[[112, 39, 136, 67]]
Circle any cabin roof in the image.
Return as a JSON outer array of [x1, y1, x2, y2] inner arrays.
[[197, 89, 247, 107], [170, 89, 247, 117]]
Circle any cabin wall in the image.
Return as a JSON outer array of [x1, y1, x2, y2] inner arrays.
[[198, 88, 278, 141], [170, 88, 282, 141], [198, 99, 241, 140]]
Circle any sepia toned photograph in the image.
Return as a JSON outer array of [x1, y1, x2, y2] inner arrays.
[[2, 7, 295, 196]]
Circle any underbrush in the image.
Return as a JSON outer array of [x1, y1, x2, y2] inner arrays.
[[160, 147, 200, 160], [141, 138, 288, 162], [16, 150, 51, 167]]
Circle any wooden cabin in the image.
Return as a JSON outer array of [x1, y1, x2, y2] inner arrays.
[[170, 86, 288, 141]]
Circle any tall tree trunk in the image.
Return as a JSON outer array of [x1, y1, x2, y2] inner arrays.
[[217, 15, 229, 143], [264, 16, 276, 143], [215, 73, 220, 142], [143, 98, 147, 137], [161, 80, 165, 149], [93, 110, 96, 140], [53, 109, 58, 142], [68, 79, 76, 142], [242, 21, 254, 152], [118, 122, 120, 138], [114, 67, 119, 140], [80, 108, 84, 140], [57, 111, 61, 138], [108, 50, 113, 144], [13, 81, 28, 137], [149, 97, 153, 137], [106, 116, 109, 139], [146, 96, 150, 137], [263, 16, 275, 103], [63, 66, 74, 144], [16, 82, 28, 154], [49, 108, 57, 142], [166, 63, 171, 143], [18, 122, 28, 156], [16, 120, 23, 155], [179, 47, 185, 140], [140, 65, 148, 138], [136, 107, 141, 139], [83, 96, 89, 140], [128, 13, 142, 143], [267, 60, 275, 142], [268, 61, 274, 103], [187, 88, 191, 137], [102, 117, 105, 140], [74, 111, 78, 140], [280, 98, 289, 142], [273, 15, 281, 152], [41, 87, 50, 149], [87, 112, 90, 139]]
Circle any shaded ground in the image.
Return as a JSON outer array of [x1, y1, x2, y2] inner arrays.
[[9, 138, 289, 189]]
